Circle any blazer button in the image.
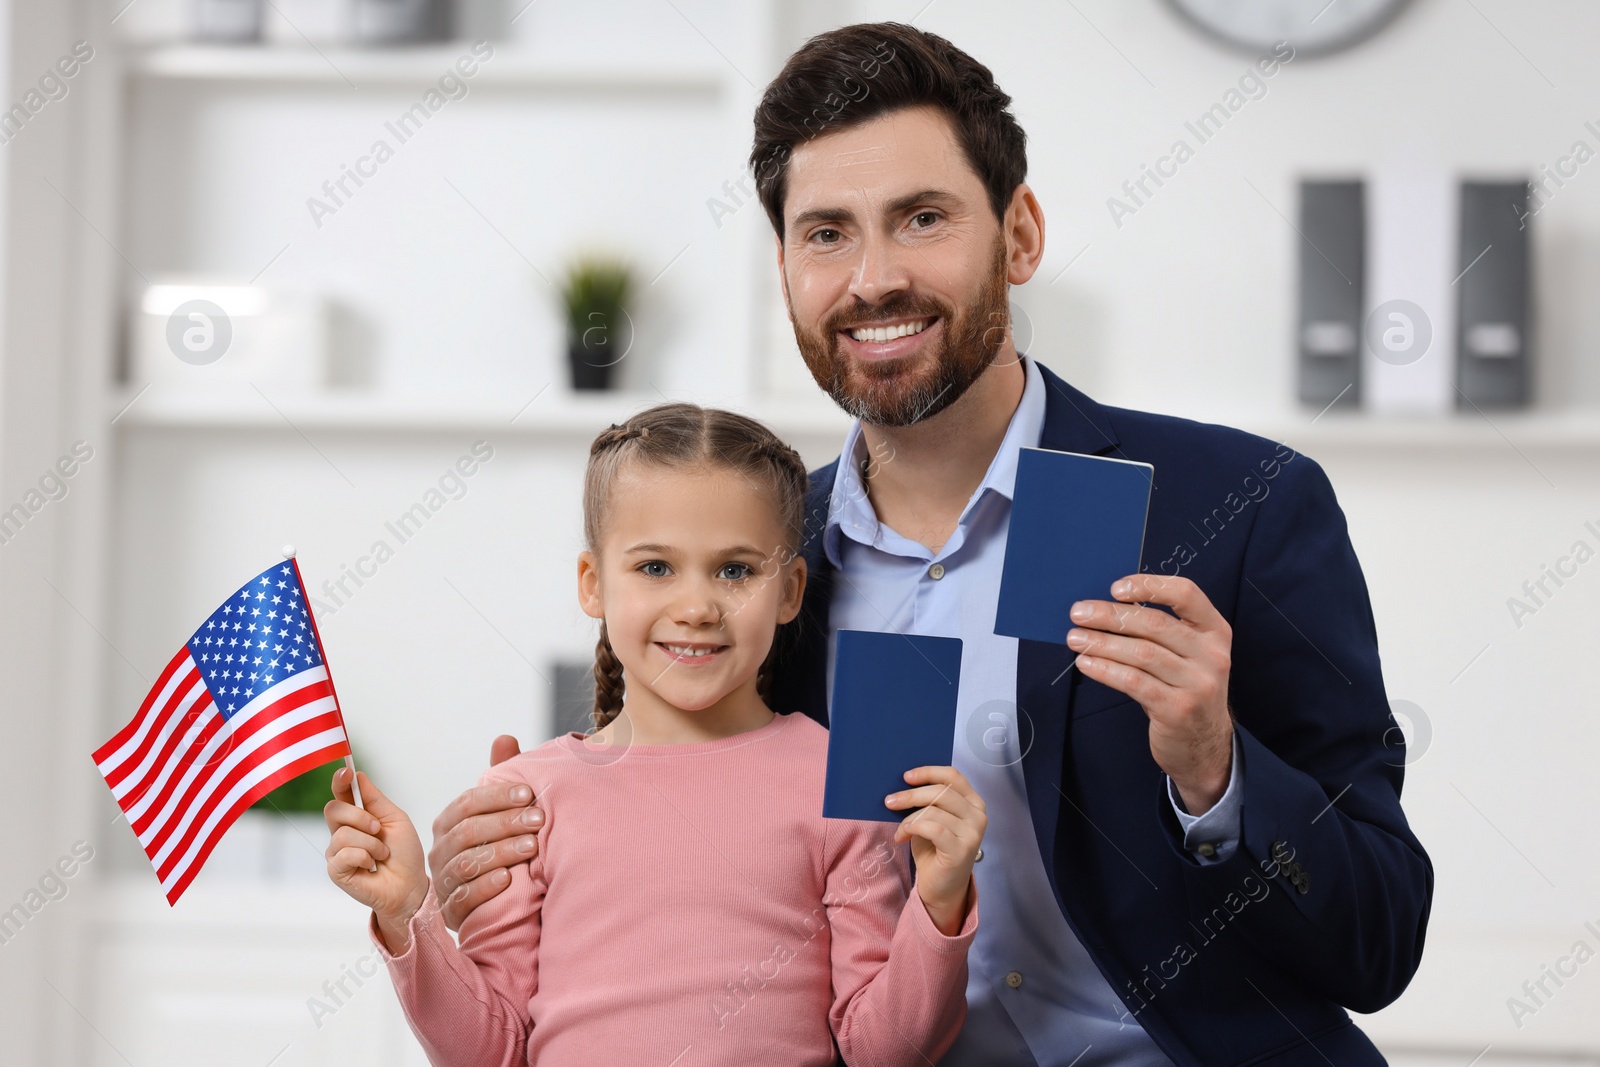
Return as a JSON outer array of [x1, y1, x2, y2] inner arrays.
[[1294, 870, 1311, 895], [1005, 971, 1023, 989], [1270, 840, 1292, 863]]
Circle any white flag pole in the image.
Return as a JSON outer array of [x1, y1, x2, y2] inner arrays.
[[283, 545, 364, 811]]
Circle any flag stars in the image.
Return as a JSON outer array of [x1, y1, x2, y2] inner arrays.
[[185, 564, 330, 717]]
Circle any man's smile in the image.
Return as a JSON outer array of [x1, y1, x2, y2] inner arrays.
[[837, 315, 942, 361]]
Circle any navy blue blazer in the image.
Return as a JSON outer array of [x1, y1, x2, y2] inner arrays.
[[769, 362, 1433, 1066]]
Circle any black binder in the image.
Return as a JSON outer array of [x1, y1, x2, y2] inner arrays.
[[1296, 180, 1365, 409], [1456, 181, 1532, 408]]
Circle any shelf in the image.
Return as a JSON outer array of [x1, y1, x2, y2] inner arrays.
[[126, 44, 728, 96], [108, 384, 854, 440], [108, 386, 1600, 454], [1241, 408, 1600, 455]]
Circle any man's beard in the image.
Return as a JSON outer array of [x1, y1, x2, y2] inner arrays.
[[787, 237, 1012, 428]]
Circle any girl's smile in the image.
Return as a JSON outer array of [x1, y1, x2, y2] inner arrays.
[[654, 640, 728, 664]]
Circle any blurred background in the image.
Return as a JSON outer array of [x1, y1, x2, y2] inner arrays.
[[1, 0, 1597, 1063]]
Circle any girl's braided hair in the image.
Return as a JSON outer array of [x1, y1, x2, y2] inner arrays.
[[583, 403, 809, 731]]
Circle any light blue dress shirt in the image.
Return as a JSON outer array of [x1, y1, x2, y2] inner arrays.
[[822, 355, 1244, 1066]]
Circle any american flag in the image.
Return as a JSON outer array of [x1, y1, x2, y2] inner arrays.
[[93, 558, 351, 904]]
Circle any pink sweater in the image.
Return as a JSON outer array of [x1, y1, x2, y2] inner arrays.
[[372, 712, 978, 1066]]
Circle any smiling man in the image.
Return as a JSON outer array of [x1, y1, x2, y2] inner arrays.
[[426, 22, 1432, 1066]]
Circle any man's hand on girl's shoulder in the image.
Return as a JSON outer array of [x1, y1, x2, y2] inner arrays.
[[428, 734, 546, 931]]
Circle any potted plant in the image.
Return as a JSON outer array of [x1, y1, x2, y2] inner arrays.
[[560, 258, 633, 391]]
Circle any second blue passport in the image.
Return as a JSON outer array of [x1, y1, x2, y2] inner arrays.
[[822, 629, 963, 823], [994, 446, 1155, 645]]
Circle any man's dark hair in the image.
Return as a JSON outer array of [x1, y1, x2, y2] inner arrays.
[[750, 22, 1028, 240]]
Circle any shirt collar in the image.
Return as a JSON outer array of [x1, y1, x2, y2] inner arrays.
[[823, 354, 1048, 568]]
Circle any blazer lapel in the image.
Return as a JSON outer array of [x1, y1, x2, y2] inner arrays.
[[1017, 364, 1124, 903], [771, 459, 840, 728]]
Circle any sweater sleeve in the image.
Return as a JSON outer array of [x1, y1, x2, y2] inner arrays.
[[370, 771, 546, 1067], [824, 820, 978, 1067]]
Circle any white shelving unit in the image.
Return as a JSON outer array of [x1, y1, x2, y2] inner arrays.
[[86, 7, 785, 1064]]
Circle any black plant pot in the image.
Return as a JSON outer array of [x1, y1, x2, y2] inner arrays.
[[567, 337, 617, 391]]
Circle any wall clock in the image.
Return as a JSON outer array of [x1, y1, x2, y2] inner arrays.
[[1164, 0, 1412, 57]]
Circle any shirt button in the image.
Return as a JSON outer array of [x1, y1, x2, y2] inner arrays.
[[928, 563, 946, 580], [974, 848, 984, 862], [1196, 842, 1216, 858], [1004, 971, 1023, 989]]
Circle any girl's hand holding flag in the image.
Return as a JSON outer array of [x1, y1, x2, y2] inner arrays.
[[324, 767, 429, 955]]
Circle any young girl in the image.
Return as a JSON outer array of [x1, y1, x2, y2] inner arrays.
[[323, 402, 985, 1066]]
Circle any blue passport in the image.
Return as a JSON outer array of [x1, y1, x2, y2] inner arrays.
[[822, 629, 963, 823], [994, 446, 1154, 645]]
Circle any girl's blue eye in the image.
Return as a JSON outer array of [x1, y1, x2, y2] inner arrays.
[[640, 561, 671, 578], [719, 562, 753, 581]]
